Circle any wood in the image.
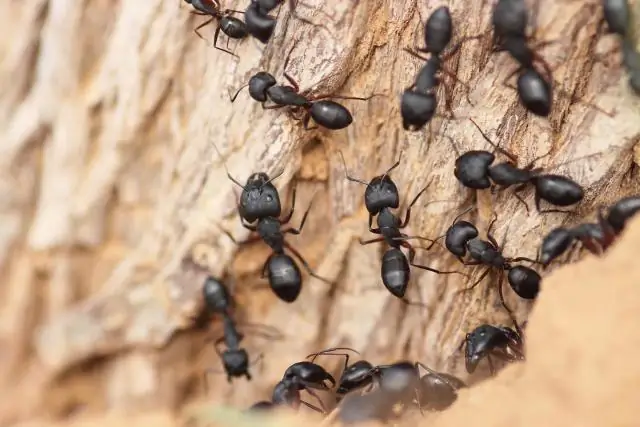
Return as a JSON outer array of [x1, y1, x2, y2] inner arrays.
[[0, 0, 639, 423]]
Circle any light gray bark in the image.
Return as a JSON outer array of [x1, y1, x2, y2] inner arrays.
[[0, 0, 639, 423]]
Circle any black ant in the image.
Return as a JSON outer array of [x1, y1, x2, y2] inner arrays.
[[452, 119, 585, 214], [244, 0, 282, 43], [214, 145, 331, 303], [307, 347, 372, 400], [491, 0, 614, 117], [229, 49, 382, 130], [462, 323, 525, 375], [539, 195, 640, 265], [338, 151, 467, 301], [401, 6, 481, 131], [197, 276, 280, 384], [437, 210, 542, 319], [183, 0, 248, 57]]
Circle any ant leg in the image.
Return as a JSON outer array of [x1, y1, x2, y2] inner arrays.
[[402, 47, 430, 62], [513, 184, 531, 214], [468, 118, 518, 162], [281, 182, 298, 224], [368, 214, 382, 235], [399, 179, 432, 228], [392, 235, 441, 249], [500, 65, 523, 92], [337, 150, 370, 186], [213, 26, 239, 58], [457, 267, 490, 293], [223, 8, 245, 14], [194, 18, 214, 41], [508, 256, 543, 265], [221, 229, 261, 246], [404, 242, 469, 276], [300, 399, 325, 414], [283, 241, 332, 284], [486, 214, 499, 248], [359, 236, 386, 245], [487, 356, 496, 376], [262, 103, 287, 110], [284, 195, 315, 235], [304, 388, 328, 413], [534, 193, 575, 215], [497, 274, 518, 326], [302, 112, 319, 131]]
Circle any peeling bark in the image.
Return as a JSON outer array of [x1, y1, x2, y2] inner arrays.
[[0, 0, 639, 423]]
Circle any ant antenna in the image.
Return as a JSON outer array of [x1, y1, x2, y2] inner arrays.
[[263, 169, 286, 188], [338, 150, 370, 186], [229, 83, 249, 102], [212, 142, 247, 190], [306, 347, 361, 362], [468, 118, 518, 163]]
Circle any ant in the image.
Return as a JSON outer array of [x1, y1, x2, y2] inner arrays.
[[307, 347, 373, 400], [491, 0, 613, 117], [244, 0, 283, 43], [229, 48, 382, 130], [452, 119, 585, 214], [198, 276, 280, 384], [214, 145, 331, 303], [183, 0, 248, 57], [247, 358, 336, 413], [437, 209, 542, 319], [462, 323, 525, 375], [539, 195, 640, 265], [338, 151, 467, 301], [401, 6, 481, 131]]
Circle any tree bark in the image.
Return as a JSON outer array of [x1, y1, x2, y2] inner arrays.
[[0, 0, 639, 423]]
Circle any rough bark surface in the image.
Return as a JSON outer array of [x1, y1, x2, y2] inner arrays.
[[0, 0, 639, 424]]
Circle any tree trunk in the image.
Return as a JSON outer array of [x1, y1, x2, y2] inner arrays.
[[0, 0, 639, 423]]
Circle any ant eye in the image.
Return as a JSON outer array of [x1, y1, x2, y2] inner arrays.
[[266, 195, 272, 201]]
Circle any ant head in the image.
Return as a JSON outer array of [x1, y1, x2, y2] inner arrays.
[[240, 173, 282, 222], [454, 151, 495, 189], [284, 361, 335, 389], [364, 175, 400, 214], [517, 68, 551, 117], [492, 0, 528, 39], [507, 266, 540, 299], [464, 325, 496, 373], [222, 348, 250, 378], [248, 72, 277, 101], [202, 276, 231, 314], [400, 90, 437, 131], [445, 220, 478, 257], [424, 6, 453, 55]]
